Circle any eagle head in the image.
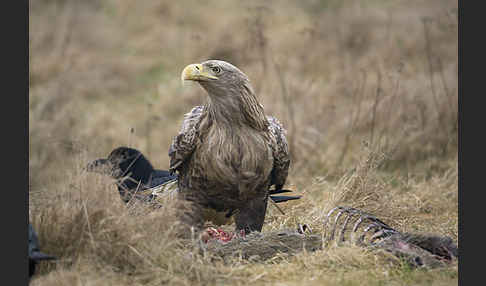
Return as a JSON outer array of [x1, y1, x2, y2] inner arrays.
[[181, 60, 252, 98]]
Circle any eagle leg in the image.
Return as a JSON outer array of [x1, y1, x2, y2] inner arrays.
[[174, 195, 205, 237], [234, 195, 269, 234]]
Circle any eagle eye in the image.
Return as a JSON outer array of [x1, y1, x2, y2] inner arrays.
[[211, 66, 221, 74]]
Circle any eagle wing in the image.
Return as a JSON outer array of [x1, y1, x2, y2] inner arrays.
[[168, 105, 205, 174], [266, 116, 290, 191]]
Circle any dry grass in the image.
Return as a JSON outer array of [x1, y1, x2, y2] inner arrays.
[[29, 0, 458, 285]]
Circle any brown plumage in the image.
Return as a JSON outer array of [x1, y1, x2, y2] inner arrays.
[[170, 60, 290, 234]]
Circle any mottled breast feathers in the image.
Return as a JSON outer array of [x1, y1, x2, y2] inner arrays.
[[168, 105, 290, 190], [168, 105, 205, 173], [266, 115, 290, 190]]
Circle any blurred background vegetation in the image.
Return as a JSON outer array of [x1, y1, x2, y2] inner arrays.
[[29, 0, 458, 285], [29, 0, 457, 188]]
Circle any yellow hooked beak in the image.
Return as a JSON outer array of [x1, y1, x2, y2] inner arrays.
[[181, 63, 218, 85]]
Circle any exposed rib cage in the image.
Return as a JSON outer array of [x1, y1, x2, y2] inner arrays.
[[323, 206, 398, 247], [321, 206, 458, 268]]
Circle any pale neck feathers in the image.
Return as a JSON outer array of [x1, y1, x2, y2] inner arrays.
[[204, 82, 269, 131]]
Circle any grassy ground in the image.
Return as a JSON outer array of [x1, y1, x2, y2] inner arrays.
[[29, 0, 458, 285]]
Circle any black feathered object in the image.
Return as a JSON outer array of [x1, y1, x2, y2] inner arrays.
[[86, 147, 177, 202], [86, 146, 300, 205], [29, 223, 55, 278]]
